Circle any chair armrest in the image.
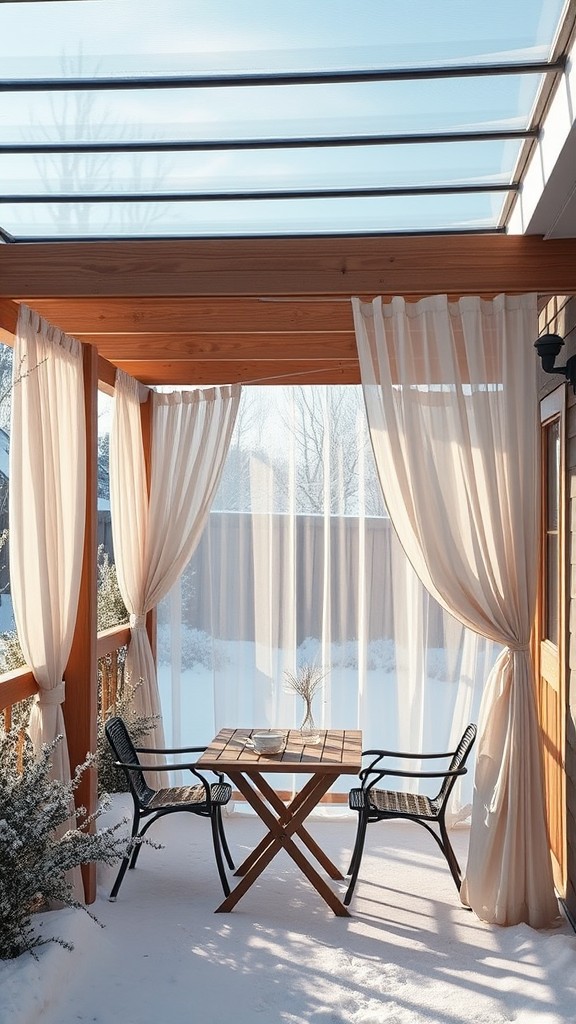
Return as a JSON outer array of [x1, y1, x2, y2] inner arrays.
[[362, 764, 468, 791], [362, 747, 456, 761], [360, 747, 456, 779]]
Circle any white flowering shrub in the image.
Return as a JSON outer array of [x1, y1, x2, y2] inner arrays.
[[0, 728, 128, 960]]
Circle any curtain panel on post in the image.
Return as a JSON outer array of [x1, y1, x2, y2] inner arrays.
[[9, 305, 86, 898], [110, 373, 241, 781], [9, 305, 86, 771], [352, 293, 558, 928]]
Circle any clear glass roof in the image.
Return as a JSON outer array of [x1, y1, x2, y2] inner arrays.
[[0, 0, 571, 240]]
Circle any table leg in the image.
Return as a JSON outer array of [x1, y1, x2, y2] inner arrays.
[[245, 773, 344, 881], [215, 771, 350, 917]]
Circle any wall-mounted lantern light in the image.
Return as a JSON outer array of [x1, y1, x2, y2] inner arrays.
[[534, 333, 576, 393]]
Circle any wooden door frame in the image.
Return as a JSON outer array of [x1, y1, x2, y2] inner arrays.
[[536, 384, 568, 892]]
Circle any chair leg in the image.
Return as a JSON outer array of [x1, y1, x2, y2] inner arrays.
[[216, 805, 235, 870], [109, 808, 141, 901], [210, 811, 231, 897], [347, 810, 365, 876], [439, 819, 462, 894], [344, 812, 369, 906], [129, 811, 159, 869]]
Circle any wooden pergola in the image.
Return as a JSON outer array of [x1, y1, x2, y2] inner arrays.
[[1, 231, 576, 901], [2, 234, 576, 385]]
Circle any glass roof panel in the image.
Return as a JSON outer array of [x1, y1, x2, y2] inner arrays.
[[0, 0, 570, 240], [0, 140, 520, 195], [0, 76, 544, 146], [0, 193, 505, 240], [0, 0, 566, 77]]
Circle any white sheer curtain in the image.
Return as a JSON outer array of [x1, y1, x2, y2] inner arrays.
[[353, 293, 558, 928], [9, 305, 85, 779], [110, 373, 241, 776], [158, 385, 500, 807]]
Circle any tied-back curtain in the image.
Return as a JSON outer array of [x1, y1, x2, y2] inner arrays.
[[110, 373, 241, 774], [9, 304, 86, 784], [353, 293, 558, 927]]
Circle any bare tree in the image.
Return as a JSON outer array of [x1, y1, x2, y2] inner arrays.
[[278, 385, 386, 516]]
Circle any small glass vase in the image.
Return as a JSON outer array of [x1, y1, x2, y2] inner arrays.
[[300, 697, 321, 744]]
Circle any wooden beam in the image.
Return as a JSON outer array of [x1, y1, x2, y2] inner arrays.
[[0, 298, 19, 343], [2, 235, 576, 297], [97, 353, 117, 391], [113, 359, 361, 386], [81, 332, 358, 360], [64, 341, 99, 904], [21, 297, 354, 334]]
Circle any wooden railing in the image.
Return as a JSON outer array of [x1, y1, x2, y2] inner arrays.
[[0, 666, 38, 728], [1, 623, 131, 730], [97, 624, 130, 716]]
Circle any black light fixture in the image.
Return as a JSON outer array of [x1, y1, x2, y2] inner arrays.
[[534, 333, 576, 393]]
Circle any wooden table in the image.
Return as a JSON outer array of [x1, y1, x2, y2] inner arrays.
[[197, 727, 362, 917]]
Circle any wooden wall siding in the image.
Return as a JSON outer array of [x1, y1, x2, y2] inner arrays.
[[566, 360, 576, 923]]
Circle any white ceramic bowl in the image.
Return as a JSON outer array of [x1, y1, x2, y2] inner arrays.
[[249, 731, 285, 754]]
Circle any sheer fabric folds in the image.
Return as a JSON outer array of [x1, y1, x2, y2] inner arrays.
[[110, 373, 241, 780], [353, 293, 558, 927], [9, 305, 85, 779], [158, 385, 500, 812]]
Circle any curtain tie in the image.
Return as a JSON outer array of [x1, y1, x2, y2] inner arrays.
[[507, 641, 530, 653], [129, 613, 146, 629], [36, 681, 65, 706]]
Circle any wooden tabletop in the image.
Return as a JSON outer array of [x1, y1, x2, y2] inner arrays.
[[197, 728, 362, 775]]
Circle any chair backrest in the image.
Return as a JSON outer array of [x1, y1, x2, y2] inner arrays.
[[105, 716, 155, 806], [435, 723, 477, 808]]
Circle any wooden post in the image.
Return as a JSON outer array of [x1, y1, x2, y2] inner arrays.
[[63, 341, 99, 904]]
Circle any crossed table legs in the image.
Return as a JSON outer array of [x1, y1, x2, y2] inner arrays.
[[214, 770, 350, 917]]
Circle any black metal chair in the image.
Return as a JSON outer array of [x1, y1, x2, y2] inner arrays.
[[345, 723, 477, 906], [105, 716, 234, 901]]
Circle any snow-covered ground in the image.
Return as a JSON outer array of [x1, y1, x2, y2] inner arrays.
[[1, 797, 574, 1024]]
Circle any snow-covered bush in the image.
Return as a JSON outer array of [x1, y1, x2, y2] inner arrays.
[[0, 728, 128, 960], [156, 624, 227, 671], [296, 636, 396, 673]]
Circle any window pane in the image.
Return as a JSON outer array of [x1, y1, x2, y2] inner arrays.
[[0, 343, 21, 669], [97, 390, 127, 631]]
